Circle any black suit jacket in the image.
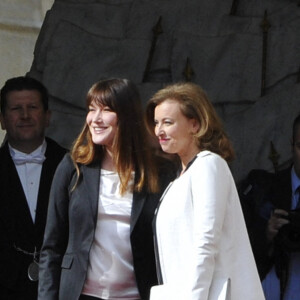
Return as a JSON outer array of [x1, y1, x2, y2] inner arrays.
[[38, 154, 176, 300], [239, 167, 292, 280], [0, 138, 66, 299]]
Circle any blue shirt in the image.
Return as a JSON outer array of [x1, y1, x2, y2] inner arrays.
[[262, 166, 300, 300]]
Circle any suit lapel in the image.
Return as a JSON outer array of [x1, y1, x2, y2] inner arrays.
[[130, 189, 146, 233], [82, 162, 101, 224], [1, 144, 35, 242], [10, 165, 35, 232]]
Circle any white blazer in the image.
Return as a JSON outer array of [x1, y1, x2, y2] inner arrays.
[[151, 151, 265, 300]]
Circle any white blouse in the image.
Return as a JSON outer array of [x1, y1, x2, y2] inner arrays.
[[82, 169, 140, 300]]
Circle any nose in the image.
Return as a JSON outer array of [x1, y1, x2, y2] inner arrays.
[[93, 109, 103, 122], [155, 123, 163, 137], [20, 107, 29, 119]]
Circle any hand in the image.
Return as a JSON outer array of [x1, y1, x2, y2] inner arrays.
[[266, 209, 290, 242]]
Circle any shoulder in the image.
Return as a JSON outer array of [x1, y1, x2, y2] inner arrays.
[[0, 142, 11, 170], [193, 150, 228, 172], [55, 154, 100, 178], [0, 142, 9, 158], [274, 167, 291, 183], [238, 168, 279, 204], [240, 168, 281, 193], [56, 153, 74, 170], [53, 153, 77, 181], [49, 154, 80, 195], [185, 151, 233, 190]]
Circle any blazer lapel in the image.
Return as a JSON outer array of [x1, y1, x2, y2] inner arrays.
[[1, 144, 35, 243], [82, 162, 101, 224], [10, 166, 35, 232], [130, 189, 146, 233]]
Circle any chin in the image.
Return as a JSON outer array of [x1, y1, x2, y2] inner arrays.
[[92, 138, 105, 145], [161, 147, 174, 154]]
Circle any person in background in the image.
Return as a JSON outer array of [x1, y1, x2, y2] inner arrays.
[[145, 82, 265, 300], [0, 76, 67, 299], [239, 114, 300, 300], [38, 78, 176, 300]]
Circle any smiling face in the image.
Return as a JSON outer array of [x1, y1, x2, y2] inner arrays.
[[0, 90, 50, 153], [154, 99, 200, 164], [86, 101, 118, 151]]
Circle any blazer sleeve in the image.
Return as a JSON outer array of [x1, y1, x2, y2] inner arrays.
[[188, 154, 231, 299], [38, 154, 75, 300]]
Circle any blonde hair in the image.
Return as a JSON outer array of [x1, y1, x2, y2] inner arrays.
[[146, 82, 235, 162]]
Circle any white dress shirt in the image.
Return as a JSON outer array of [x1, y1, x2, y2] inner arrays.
[[9, 140, 46, 222]]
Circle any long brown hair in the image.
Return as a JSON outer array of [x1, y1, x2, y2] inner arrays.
[[146, 82, 235, 162], [71, 78, 159, 194]]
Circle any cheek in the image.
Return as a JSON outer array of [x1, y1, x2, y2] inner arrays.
[[105, 113, 118, 126], [2, 116, 16, 129], [111, 117, 118, 127], [165, 127, 176, 138]]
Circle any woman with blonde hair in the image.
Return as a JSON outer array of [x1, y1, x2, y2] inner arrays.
[[38, 78, 175, 300], [145, 82, 265, 300]]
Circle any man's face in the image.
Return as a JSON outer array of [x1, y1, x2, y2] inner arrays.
[[0, 90, 50, 153], [293, 125, 300, 178]]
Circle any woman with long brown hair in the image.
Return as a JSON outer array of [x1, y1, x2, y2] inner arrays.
[[38, 78, 175, 300]]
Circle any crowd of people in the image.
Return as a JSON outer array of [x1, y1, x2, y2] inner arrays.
[[0, 75, 298, 300]]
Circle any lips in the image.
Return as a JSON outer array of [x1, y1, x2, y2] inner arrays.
[[17, 122, 34, 127], [159, 138, 169, 144], [94, 126, 107, 133], [17, 124, 35, 129]]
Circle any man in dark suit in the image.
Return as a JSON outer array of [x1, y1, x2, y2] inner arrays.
[[239, 114, 300, 300], [0, 76, 66, 299]]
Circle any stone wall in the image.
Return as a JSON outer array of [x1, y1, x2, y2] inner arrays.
[[0, 0, 54, 142], [6, 0, 300, 182]]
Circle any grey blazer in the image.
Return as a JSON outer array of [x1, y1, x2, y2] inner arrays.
[[38, 154, 175, 300]]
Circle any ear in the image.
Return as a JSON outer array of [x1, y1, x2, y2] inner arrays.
[[190, 119, 200, 134], [0, 113, 6, 130]]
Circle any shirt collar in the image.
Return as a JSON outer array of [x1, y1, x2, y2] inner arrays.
[[9, 139, 47, 159]]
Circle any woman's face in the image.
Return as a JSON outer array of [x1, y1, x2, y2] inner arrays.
[[154, 99, 199, 159], [86, 101, 118, 149]]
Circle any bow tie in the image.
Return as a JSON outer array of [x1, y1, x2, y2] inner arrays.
[[12, 153, 46, 165]]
